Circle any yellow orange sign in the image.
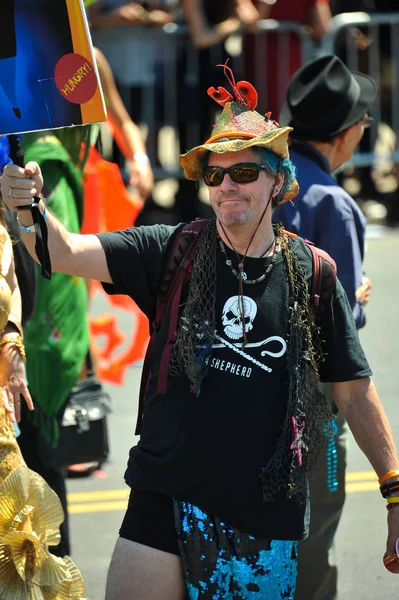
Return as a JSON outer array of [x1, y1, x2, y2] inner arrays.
[[0, 0, 106, 135]]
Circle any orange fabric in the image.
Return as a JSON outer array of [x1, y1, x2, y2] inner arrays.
[[89, 281, 150, 385], [81, 146, 143, 234]]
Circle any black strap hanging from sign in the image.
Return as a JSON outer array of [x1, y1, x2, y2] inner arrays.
[[7, 134, 52, 279]]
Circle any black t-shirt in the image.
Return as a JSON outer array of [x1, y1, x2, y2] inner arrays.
[[97, 223, 372, 540]]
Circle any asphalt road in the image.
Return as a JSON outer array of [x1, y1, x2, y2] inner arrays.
[[67, 225, 399, 600]]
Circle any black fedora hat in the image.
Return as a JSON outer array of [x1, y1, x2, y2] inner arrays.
[[280, 54, 377, 140]]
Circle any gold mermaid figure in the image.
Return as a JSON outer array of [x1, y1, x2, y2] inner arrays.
[[0, 222, 85, 599]]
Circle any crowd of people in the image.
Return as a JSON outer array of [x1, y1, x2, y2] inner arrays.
[[0, 1, 399, 599]]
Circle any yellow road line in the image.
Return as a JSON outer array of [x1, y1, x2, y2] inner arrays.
[[346, 481, 379, 493], [69, 501, 128, 514], [66, 471, 380, 514], [345, 471, 377, 482], [67, 489, 129, 503]]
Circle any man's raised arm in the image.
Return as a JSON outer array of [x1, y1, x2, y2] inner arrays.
[[0, 161, 112, 283]]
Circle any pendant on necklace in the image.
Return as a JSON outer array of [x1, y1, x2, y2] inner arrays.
[[238, 263, 247, 280]]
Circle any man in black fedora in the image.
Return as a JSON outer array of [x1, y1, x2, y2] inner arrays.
[[274, 54, 377, 600]]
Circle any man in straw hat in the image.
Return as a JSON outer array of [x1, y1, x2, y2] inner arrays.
[[274, 53, 376, 599], [2, 62, 399, 599]]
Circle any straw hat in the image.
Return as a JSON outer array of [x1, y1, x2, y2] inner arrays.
[[179, 62, 298, 203]]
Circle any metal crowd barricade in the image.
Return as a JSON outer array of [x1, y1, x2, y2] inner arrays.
[[94, 14, 399, 180], [320, 11, 399, 168], [241, 19, 314, 117]]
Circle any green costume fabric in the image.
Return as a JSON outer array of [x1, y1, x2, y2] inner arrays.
[[22, 135, 89, 444]]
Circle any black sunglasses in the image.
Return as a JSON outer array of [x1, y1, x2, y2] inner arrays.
[[203, 163, 267, 187]]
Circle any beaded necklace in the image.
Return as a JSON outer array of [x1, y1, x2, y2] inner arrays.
[[218, 229, 280, 285]]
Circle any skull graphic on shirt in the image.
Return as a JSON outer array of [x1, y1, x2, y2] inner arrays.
[[222, 295, 257, 340]]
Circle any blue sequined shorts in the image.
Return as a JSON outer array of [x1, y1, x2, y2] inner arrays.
[[119, 490, 298, 599], [175, 500, 298, 599]]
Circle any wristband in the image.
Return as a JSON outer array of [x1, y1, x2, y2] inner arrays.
[[378, 470, 399, 486], [133, 151, 150, 164], [380, 481, 399, 498], [17, 205, 47, 233], [386, 496, 399, 504]]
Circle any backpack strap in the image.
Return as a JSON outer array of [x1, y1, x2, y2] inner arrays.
[[284, 230, 337, 326], [135, 218, 209, 434], [303, 239, 337, 326]]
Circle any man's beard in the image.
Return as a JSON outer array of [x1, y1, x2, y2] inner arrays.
[[213, 194, 255, 227]]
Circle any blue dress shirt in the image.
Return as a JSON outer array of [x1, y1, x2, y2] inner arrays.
[[273, 140, 367, 329]]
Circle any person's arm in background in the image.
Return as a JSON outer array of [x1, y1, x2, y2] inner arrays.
[[181, 0, 242, 48], [308, 0, 332, 40], [87, 1, 147, 30], [94, 47, 154, 201], [87, 1, 174, 30], [234, 0, 259, 31]]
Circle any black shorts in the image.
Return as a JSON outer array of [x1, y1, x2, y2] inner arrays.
[[119, 489, 179, 555]]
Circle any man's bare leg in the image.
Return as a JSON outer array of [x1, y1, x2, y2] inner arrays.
[[105, 537, 187, 600]]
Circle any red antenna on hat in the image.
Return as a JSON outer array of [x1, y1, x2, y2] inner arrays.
[[207, 60, 258, 109], [265, 111, 280, 127]]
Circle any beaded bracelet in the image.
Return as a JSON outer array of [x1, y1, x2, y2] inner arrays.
[[380, 481, 399, 499], [387, 503, 399, 511], [378, 470, 399, 486], [0, 332, 26, 362]]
